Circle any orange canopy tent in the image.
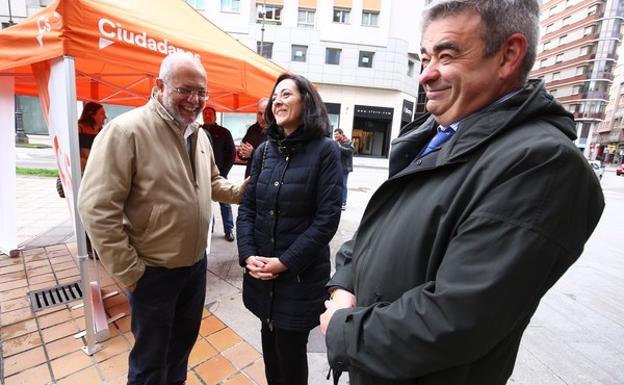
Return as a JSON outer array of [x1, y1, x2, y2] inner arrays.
[[0, 0, 284, 355], [0, 0, 284, 111]]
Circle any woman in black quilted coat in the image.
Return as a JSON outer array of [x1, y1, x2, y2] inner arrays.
[[236, 73, 342, 385]]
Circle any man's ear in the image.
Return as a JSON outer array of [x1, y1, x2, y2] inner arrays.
[[156, 78, 165, 93], [498, 33, 527, 81]]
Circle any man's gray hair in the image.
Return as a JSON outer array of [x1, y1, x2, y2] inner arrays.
[[257, 97, 269, 109], [158, 52, 206, 83], [423, 0, 540, 83]]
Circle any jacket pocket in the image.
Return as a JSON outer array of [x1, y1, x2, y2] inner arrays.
[[139, 205, 162, 242]]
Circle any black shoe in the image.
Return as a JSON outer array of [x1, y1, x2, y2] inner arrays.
[[225, 231, 235, 242]]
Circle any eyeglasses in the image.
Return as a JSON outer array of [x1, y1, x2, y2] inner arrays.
[[165, 82, 208, 99]]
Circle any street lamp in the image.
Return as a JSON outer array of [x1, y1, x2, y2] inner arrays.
[[7, 0, 15, 25], [259, 0, 266, 57]]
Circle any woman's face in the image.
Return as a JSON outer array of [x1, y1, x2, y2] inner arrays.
[[272, 78, 303, 135], [93, 107, 107, 129]]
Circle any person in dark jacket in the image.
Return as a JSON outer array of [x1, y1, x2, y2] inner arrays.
[[333, 128, 354, 210], [237, 73, 342, 385], [239, 97, 269, 177], [320, 2, 605, 385], [202, 106, 237, 241]]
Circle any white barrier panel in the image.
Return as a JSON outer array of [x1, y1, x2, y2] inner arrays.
[[0, 76, 17, 256]]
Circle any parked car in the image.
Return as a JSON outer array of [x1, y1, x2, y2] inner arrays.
[[616, 164, 624, 176], [588, 160, 604, 180]]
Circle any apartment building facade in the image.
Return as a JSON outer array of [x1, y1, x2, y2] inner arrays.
[[530, 0, 624, 157], [595, 54, 624, 163], [195, 0, 423, 158]]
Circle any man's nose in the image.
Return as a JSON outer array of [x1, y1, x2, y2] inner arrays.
[[186, 93, 201, 101], [419, 62, 440, 86]]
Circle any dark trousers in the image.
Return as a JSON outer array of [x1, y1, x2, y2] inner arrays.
[[261, 322, 310, 385], [127, 256, 207, 385]]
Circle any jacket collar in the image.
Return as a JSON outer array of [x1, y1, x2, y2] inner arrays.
[[389, 79, 575, 178]]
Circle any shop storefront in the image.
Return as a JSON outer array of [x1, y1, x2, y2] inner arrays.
[[352, 104, 393, 158]]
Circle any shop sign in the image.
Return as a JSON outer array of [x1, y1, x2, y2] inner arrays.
[[354, 105, 394, 120]]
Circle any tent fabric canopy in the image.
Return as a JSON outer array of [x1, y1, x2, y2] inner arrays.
[[0, 0, 284, 111]]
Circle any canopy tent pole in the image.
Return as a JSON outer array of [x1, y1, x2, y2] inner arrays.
[[48, 56, 103, 355], [0, 76, 18, 257]]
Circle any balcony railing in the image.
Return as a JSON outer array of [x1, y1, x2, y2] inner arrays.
[[558, 92, 609, 103], [573, 111, 606, 120]]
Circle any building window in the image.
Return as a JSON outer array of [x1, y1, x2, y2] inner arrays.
[[559, 35, 567, 45], [325, 103, 341, 129], [550, 88, 558, 97], [555, 53, 564, 63], [292, 45, 308, 62], [588, 4, 598, 16], [298, 8, 315, 28], [361, 11, 379, 27], [333, 8, 350, 24], [256, 41, 273, 59], [562, 16, 571, 25], [257, 4, 282, 24], [546, 23, 555, 33], [408, 59, 415, 77], [548, 6, 557, 17], [584, 25, 595, 36], [221, 0, 240, 12], [552, 72, 561, 81], [186, 0, 205, 10], [359, 51, 374, 68], [326, 48, 341, 65]]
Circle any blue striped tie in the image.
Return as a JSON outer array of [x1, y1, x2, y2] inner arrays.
[[418, 127, 455, 157]]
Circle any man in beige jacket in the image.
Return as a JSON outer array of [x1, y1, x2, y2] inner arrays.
[[78, 52, 245, 385]]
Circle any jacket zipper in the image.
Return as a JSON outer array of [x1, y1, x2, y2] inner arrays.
[[266, 154, 291, 331]]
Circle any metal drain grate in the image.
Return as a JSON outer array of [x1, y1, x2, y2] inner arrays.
[[29, 281, 83, 312]]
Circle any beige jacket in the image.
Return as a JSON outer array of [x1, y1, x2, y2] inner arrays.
[[78, 97, 241, 286]]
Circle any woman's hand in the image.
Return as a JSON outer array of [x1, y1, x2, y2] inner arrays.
[[255, 256, 287, 275], [244, 256, 281, 280]]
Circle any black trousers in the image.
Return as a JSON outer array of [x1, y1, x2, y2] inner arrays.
[[261, 321, 311, 385], [127, 256, 207, 385]]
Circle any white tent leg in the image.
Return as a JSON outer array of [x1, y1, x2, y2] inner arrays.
[[0, 76, 18, 257], [49, 56, 104, 355]]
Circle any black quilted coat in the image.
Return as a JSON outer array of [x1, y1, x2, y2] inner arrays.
[[237, 125, 342, 331]]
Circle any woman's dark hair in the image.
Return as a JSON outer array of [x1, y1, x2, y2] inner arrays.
[[265, 73, 331, 140], [78, 102, 104, 127]]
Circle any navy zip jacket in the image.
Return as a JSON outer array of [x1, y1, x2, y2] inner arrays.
[[237, 125, 343, 331]]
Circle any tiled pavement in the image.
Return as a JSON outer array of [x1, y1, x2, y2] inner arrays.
[[0, 244, 268, 385], [5, 166, 624, 385]]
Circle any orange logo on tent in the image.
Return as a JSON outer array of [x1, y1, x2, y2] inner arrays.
[[36, 16, 51, 48], [34, 11, 61, 49]]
